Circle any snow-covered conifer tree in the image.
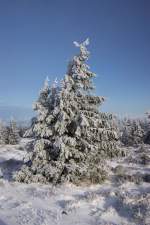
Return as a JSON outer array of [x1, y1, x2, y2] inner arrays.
[[15, 39, 120, 184], [144, 111, 150, 144], [132, 120, 145, 145], [0, 119, 20, 145], [8, 119, 20, 145], [121, 118, 144, 146], [0, 120, 5, 144]]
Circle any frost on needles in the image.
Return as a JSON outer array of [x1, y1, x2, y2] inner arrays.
[[15, 39, 120, 185]]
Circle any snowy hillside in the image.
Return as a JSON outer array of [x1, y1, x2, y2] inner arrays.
[[0, 139, 149, 225]]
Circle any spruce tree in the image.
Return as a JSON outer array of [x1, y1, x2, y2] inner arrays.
[[8, 119, 20, 145], [3, 126, 10, 145], [15, 39, 119, 184], [121, 118, 144, 146], [144, 111, 150, 144], [0, 120, 20, 145], [0, 120, 5, 144]]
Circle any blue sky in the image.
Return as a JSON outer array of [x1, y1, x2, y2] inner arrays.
[[0, 0, 149, 116]]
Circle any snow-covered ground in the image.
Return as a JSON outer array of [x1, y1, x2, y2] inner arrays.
[[0, 139, 149, 225]]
